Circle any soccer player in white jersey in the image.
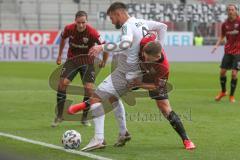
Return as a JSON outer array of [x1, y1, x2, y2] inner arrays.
[[69, 2, 167, 151]]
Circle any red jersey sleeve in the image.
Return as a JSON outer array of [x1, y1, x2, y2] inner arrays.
[[96, 34, 105, 45], [94, 32, 105, 45], [61, 25, 70, 39], [88, 26, 105, 45], [221, 22, 226, 37], [153, 63, 169, 87]]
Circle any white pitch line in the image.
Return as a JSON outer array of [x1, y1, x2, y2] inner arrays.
[[0, 132, 113, 160]]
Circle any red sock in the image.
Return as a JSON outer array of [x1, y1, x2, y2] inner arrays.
[[68, 102, 87, 114]]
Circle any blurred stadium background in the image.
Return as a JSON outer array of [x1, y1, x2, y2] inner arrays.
[[1, 0, 240, 160], [0, 0, 240, 62], [0, 0, 239, 35]]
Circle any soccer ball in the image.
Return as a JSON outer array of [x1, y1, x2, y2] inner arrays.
[[62, 130, 81, 149]]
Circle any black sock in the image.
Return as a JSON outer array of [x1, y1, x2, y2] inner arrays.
[[83, 96, 90, 103], [82, 96, 90, 121], [56, 90, 66, 118], [220, 76, 227, 92], [230, 78, 238, 96], [167, 111, 189, 141]]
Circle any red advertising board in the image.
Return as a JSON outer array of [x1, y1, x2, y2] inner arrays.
[[0, 30, 60, 45]]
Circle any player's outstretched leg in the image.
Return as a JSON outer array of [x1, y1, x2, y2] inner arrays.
[[156, 100, 196, 150], [81, 102, 106, 151], [69, 97, 131, 148], [111, 99, 131, 147], [81, 94, 106, 151], [167, 111, 196, 150]]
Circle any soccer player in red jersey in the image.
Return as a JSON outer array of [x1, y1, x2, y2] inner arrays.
[[127, 34, 196, 150], [212, 4, 240, 103], [51, 11, 109, 127]]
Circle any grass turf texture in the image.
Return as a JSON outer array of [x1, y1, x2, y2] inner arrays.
[[0, 62, 240, 160]]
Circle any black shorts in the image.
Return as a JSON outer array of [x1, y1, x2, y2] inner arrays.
[[60, 60, 95, 84], [220, 54, 240, 70], [142, 76, 169, 100], [149, 87, 169, 100]]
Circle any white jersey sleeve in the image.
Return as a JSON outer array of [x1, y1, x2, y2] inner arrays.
[[145, 20, 167, 45]]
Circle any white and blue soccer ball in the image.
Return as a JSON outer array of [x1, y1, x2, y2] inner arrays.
[[62, 130, 81, 149]]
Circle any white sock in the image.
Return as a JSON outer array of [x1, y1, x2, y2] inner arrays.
[[112, 100, 127, 136], [91, 103, 105, 140]]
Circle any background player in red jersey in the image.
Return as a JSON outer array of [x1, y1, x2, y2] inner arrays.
[[128, 35, 196, 150], [51, 10, 109, 127], [211, 4, 240, 103]]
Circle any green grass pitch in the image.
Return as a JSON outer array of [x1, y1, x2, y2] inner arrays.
[[0, 62, 240, 160]]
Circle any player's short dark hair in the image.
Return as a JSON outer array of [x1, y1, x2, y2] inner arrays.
[[75, 10, 88, 19], [143, 41, 162, 56], [107, 2, 127, 15]]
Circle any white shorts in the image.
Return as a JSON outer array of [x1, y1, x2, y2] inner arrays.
[[95, 69, 128, 100]]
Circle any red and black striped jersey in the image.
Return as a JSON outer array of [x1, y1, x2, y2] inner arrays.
[[140, 49, 170, 87], [61, 23, 104, 64], [139, 34, 169, 87], [222, 16, 240, 55]]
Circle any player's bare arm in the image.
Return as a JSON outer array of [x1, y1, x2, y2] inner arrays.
[[127, 79, 157, 91], [211, 35, 225, 54], [89, 44, 103, 57], [56, 37, 66, 65], [99, 51, 109, 68]]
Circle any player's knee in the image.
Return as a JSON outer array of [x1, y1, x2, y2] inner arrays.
[[231, 70, 238, 79], [232, 74, 238, 79], [63, 78, 70, 86], [58, 78, 70, 91], [156, 100, 171, 116], [220, 69, 227, 77], [84, 83, 94, 96], [58, 83, 65, 91], [109, 96, 119, 104], [162, 109, 172, 118]]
